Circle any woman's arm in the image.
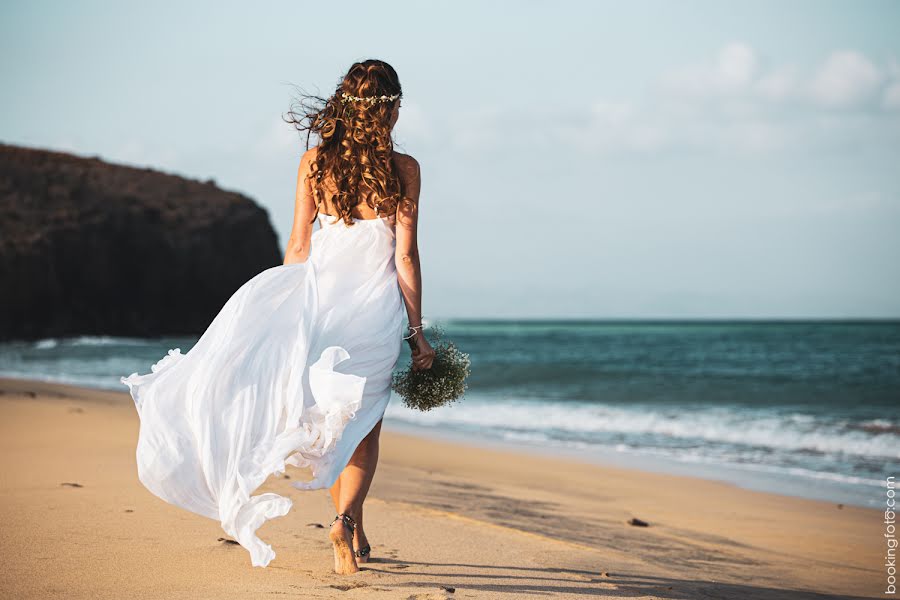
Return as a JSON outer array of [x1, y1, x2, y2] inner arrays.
[[394, 155, 434, 370], [283, 149, 318, 265]]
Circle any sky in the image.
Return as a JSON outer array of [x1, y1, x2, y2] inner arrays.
[[2, 0, 899, 319]]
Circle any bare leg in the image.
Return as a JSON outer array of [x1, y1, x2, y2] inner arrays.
[[329, 492, 370, 563], [328, 418, 383, 573]]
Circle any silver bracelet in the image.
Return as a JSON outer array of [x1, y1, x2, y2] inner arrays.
[[402, 323, 424, 340]]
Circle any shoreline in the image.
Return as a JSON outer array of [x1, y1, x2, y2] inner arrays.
[[0, 372, 881, 509], [381, 419, 883, 510], [0, 376, 887, 598]]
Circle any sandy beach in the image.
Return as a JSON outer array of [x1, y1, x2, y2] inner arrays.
[[0, 377, 885, 599]]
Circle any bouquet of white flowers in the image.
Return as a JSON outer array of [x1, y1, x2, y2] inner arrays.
[[391, 325, 470, 411]]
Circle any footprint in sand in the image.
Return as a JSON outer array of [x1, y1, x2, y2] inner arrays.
[[328, 581, 369, 591]]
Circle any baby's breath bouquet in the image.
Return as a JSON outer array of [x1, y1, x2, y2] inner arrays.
[[392, 325, 470, 411]]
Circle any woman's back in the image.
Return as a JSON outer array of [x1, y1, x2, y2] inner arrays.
[[308, 145, 417, 222]]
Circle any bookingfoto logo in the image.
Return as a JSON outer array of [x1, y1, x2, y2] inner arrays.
[[887, 475, 897, 595]]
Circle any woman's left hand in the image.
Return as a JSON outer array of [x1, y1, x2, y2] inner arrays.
[[411, 335, 435, 371]]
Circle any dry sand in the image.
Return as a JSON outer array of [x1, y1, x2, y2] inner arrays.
[[0, 377, 886, 599]]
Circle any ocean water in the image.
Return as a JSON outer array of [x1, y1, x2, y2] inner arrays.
[[1, 321, 897, 508]]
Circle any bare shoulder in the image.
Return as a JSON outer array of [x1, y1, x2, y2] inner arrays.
[[392, 150, 421, 183], [392, 149, 418, 169], [300, 145, 320, 167]]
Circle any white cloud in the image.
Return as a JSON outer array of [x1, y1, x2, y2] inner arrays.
[[599, 44, 898, 155], [396, 44, 899, 160], [549, 100, 671, 154], [883, 82, 900, 111], [659, 42, 759, 98], [754, 65, 799, 102], [717, 42, 759, 88], [807, 50, 882, 109], [888, 56, 900, 79], [587, 101, 670, 153], [658, 44, 891, 113], [591, 100, 635, 125]]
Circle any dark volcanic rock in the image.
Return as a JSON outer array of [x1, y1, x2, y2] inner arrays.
[[0, 144, 282, 341]]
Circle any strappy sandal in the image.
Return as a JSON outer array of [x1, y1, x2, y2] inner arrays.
[[354, 543, 371, 562], [329, 513, 359, 574], [330, 512, 356, 534]]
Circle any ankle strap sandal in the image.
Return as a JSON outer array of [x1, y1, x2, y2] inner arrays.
[[330, 513, 356, 535]]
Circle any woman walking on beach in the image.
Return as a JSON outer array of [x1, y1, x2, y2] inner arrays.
[[121, 59, 434, 574]]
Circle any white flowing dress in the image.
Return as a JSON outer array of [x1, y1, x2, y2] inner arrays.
[[121, 210, 406, 567]]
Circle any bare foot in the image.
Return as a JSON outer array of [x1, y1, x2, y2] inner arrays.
[[329, 515, 359, 575], [354, 528, 371, 564]]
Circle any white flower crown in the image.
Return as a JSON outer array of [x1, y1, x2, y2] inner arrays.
[[340, 91, 401, 105]]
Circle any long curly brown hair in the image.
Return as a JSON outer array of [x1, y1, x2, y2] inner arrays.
[[284, 59, 405, 226]]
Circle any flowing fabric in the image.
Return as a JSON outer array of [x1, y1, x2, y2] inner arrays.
[[121, 212, 405, 567]]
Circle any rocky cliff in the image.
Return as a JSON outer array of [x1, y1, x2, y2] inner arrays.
[[0, 144, 282, 340]]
